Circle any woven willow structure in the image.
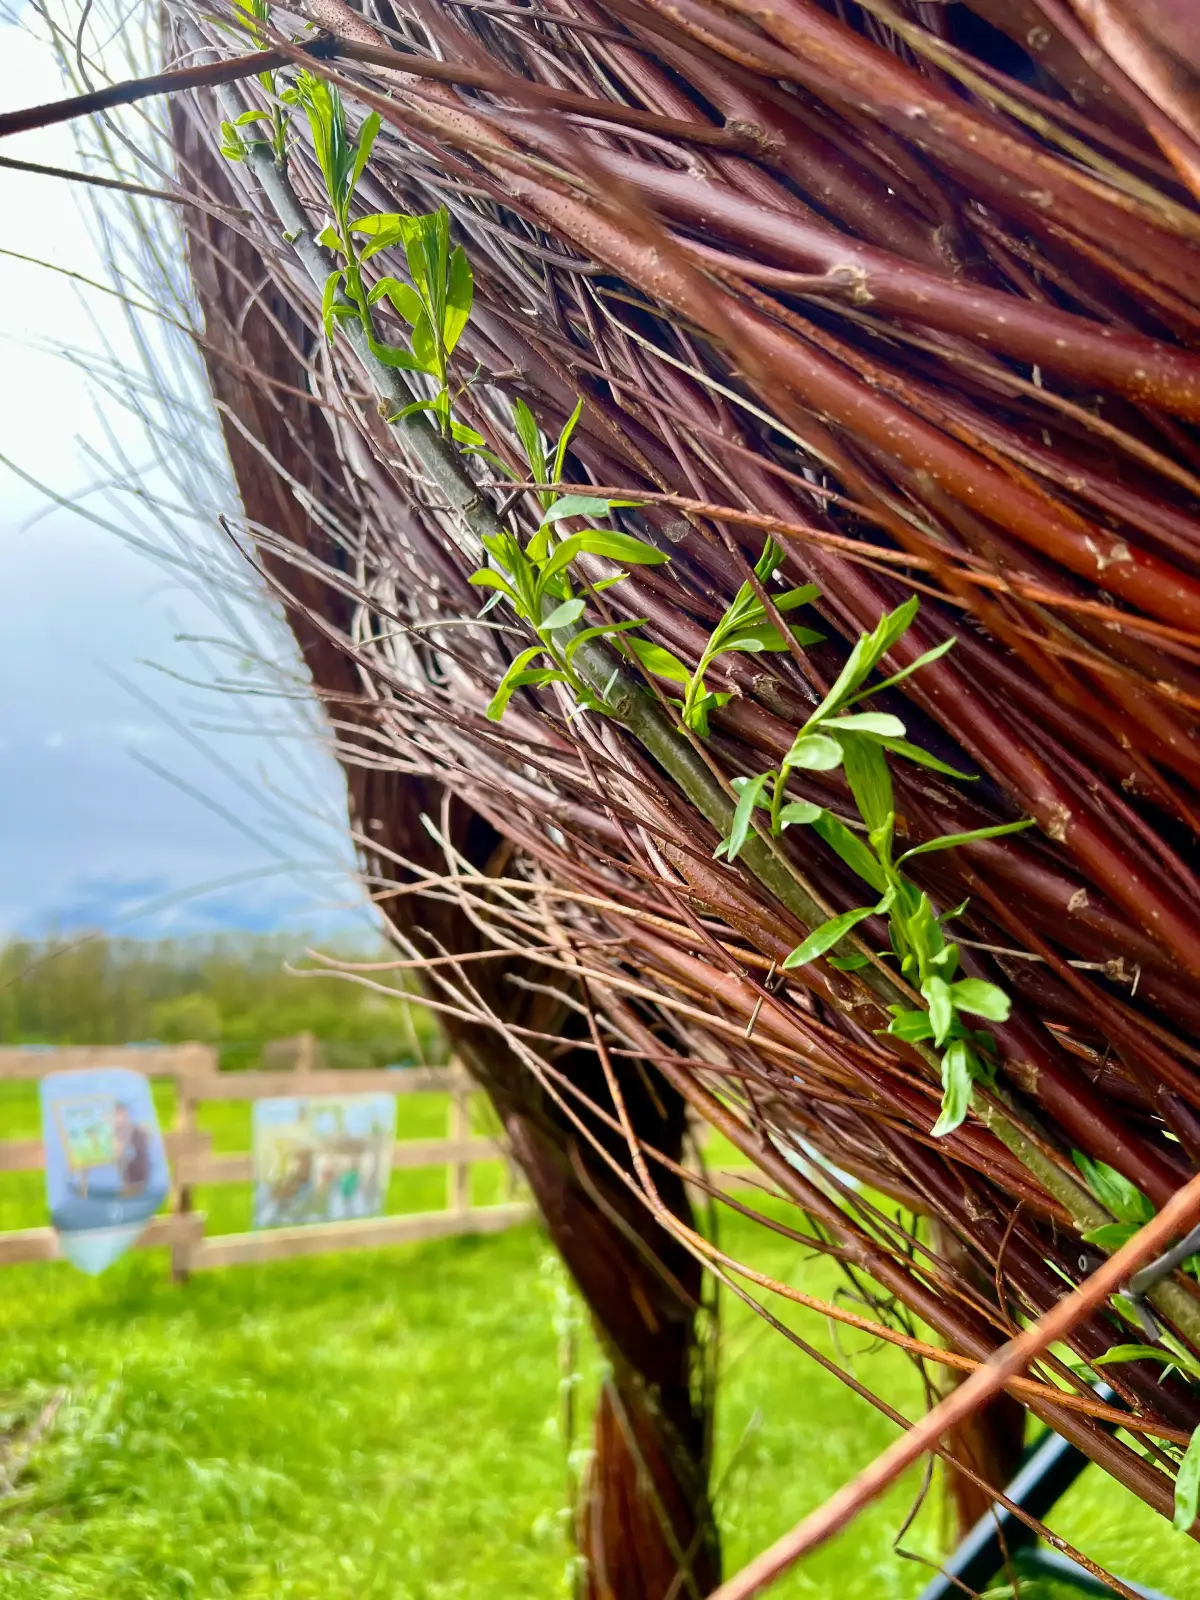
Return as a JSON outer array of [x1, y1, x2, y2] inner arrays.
[[7, 0, 1200, 1592]]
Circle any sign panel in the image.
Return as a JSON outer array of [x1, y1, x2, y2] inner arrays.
[[252, 1094, 395, 1229], [39, 1068, 170, 1274]]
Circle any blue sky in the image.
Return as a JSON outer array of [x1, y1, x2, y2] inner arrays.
[[0, 22, 365, 938]]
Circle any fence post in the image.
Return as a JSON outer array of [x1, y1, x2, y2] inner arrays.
[[295, 1030, 318, 1077], [170, 1041, 215, 1284], [447, 1059, 471, 1216]]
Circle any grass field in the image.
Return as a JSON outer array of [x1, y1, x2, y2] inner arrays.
[[1, 1079, 1197, 1599]]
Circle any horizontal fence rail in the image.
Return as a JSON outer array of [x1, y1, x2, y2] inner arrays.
[[0, 1043, 531, 1276], [0, 1044, 214, 1080]]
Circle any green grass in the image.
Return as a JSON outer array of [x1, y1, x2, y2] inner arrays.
[[0, 1081, 1196, 1597]]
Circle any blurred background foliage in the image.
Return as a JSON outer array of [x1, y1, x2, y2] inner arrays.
[[0, 934, 441, 1070]]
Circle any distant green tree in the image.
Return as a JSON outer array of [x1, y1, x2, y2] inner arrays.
[[149, 992, 223, 1044]]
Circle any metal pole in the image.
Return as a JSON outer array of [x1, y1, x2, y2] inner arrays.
[[916, 1390, 1175, 1600]]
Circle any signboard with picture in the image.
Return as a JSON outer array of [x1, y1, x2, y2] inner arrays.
[[39, 1068, 170, 1274], [252, 1094, 396, 1229]]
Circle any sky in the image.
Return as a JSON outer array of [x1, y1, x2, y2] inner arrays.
[[0, 18, 365, 939]]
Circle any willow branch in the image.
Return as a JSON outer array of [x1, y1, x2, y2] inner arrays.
[[711, 1169, 1200, 1599]]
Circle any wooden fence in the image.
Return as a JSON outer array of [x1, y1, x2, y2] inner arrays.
[[0, 1044, 530, 1276]]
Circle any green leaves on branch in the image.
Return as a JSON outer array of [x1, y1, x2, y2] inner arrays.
[[260, 87, 1027, 1151], [719, 773, 773, 862], [783, 901, 882, 967], [220, 0, 289, 161], [324, 206, 473, 433], [484, 646, 569, 723], [619, 538, 824, 728], [785, 734, 843, 772], [219, 108, 273, 162], [678, 539, 822, 736], [712, 594, 1032, 1139], [898, 822, 1038, 862], [1073, 1152, 1155, 1225], [472, 402, 660, 720], [509, 399, 583, 514], [272, 80, 662, 725], [931, 1040, 975, 1139], [284, 72, 379, 223], [624, 636, 691, 686], [240, 73, 664, 732], [230, 0, 270, 37], [283, 73, 473, 435], [367, 210, 473, 432], [1093, 1342, 1200, 1382], [1179, 1428, 1200, 1535]]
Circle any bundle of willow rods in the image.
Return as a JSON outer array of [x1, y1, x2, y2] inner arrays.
[[11, 0, 1200, 1590]]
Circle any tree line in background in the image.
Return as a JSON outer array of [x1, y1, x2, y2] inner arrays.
[[0, 934, 440, 1070]]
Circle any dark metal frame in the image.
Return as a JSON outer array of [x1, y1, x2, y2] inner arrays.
[[916, 1420, 1174, 1600]]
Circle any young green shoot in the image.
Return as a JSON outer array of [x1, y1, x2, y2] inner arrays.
[[602, 538, 823, 733], [472, 400, 664, 720], [714, 596, 1033, 1138], [281, 74, 474, 437], [676, 538, 823, 735], [219, 0, 289, 165], [1176, 1428, 1200, 1534]]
